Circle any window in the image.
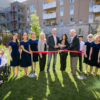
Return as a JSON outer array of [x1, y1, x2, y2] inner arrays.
[[27, 7, 30, 14], [60, 0, 64, 5], [30, 5, 35, 13], [70, 17, 74, 24], [60, 8, 64, 16], [27, 16, 30, 22], [70, 0, 74, 3], [89, 0, 94, 12], [59, 19, 63, 26], [70, 5, 74, 15], [88, 14, 94, 23]]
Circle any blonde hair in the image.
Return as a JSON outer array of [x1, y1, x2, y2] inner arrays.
[[95, 35, 100, 40], [87, 34, 93, 39], [39, 32, 46, 40]]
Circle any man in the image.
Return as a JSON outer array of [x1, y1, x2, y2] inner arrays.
[[47, 28, 59, 72], [78, 35, 84, 72], [69, 29, 79, 76]]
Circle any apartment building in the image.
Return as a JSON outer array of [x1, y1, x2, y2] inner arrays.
[[0, 1, 26, 33], [93, 0, 100, 21], [93, 0, 100, 34], [23, 0, 95, 27]]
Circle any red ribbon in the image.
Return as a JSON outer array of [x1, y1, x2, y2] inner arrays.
[[32, 50, 83, 56]]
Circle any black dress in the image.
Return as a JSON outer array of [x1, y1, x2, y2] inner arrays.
[[84, 41, 93, 65], [9, 41, 20, 67], [90, 42, 100, 68], [59, 40, 69, 71], [28, 39, 39, 62], [20, 41, 32, 67]]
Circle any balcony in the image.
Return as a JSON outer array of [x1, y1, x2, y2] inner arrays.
[[43, 12, 56, 20], [43, 2, 56, 10], [93, 5, 100, 13], [0, 20, 6, 24]]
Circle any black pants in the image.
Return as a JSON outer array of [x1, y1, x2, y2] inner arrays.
[[60, 53, 68, 71], [78, 52, 82, 71], [39, 54, 46, 71]]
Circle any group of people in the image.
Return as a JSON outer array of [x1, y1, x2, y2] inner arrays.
[[5, 28, 100, 77]]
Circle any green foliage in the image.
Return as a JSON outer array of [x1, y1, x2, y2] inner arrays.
[[29, 11, 41, 39], [0, 30, 12, 46]]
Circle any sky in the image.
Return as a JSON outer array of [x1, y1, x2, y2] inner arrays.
[[14, 0, 27, 2]]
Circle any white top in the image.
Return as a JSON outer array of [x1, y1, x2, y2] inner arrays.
[[53, 35, 57, 46], [0, 54, 8, 68], [80, 41, 85, 52]]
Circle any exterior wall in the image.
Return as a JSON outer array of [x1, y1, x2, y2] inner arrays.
[[23, 0, 95, 27]]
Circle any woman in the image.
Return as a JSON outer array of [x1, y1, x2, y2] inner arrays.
[[38, 32, 47, 72], [84, 34, 93, 74], [89, 35, 100, 76], [20, 33, 32, 75], [28, 32, 39, 73], [9, 33, 20, 77], [59, 34, 69, 72]]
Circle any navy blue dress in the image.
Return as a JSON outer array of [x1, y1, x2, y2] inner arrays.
[[90, 42, 100, 68], [84, 41, 93, 65], [9, 41, 20, 67], [28, 39, 39, 62], [20, 41, 32, 67]]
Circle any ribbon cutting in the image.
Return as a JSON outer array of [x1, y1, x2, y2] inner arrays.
[[32, 50, 83, 56]]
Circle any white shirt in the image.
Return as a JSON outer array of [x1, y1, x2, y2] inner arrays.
[[80, 41, 85, 52], [53, 35, 57, 46], [0, 54, 8, 68]]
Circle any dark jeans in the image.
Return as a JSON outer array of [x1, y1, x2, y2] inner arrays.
[[39, 54, 46, 71], [60, 52, 68, 71], [47, 53, 57, 71], [78, 52, 82, 71]]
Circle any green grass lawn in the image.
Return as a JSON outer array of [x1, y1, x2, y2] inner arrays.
[[0, 48, 100, 100]]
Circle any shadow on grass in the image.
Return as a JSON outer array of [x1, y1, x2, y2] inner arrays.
[[0, 71, 100, 100], [0, 72, 47, 100]]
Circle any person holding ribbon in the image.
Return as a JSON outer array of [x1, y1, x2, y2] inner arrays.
[[69, 29, 79, 76], [38, 32, 47, 72], [28, 32, 39, 74], [20, 33, 32, 76], [59, 34, 69, 72], [47, 28, 60, 72]]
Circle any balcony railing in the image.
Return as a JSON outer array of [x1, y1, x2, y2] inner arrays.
[[43, 2, 56, 10], [93, 5, 100, 13], [43, 12, 56, 20]]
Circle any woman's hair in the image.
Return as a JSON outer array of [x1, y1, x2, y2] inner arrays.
[[22, 32, 28, 40], [61, 33, 68, 41], [95, 35, 100, 40], [87, 34, 93, 39], [31, 32, 36, 35], [12, 33, 19, 46], [39, 32, 46, 41]]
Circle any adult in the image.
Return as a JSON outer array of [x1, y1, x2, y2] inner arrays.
[[47, 28, 60, 72], [69, 29, 79, 76]]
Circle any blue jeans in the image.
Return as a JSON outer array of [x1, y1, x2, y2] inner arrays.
[[47, 53, 57, 71]]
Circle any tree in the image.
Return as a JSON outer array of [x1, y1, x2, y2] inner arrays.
[[29, 11, 41, 39]]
